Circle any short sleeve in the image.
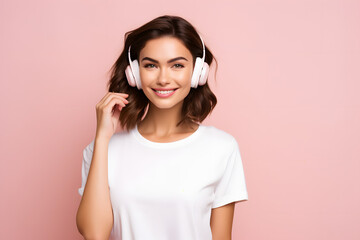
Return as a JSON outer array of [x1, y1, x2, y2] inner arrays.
[[78, 140, 95, 197], [212, 137, 248, 208]]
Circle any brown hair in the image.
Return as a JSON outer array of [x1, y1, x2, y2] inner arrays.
[[107, 15, 218, 132]]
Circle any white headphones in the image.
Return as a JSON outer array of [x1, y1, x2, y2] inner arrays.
[[125, 33, 210, 90]]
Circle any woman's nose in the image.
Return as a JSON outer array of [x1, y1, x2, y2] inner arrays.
[[157, 67, 170, 85]]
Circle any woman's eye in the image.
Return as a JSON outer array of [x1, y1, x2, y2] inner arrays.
[[173, 64, 184, 68], [144, 63, 184, 68], [144, 64, 156, 68]]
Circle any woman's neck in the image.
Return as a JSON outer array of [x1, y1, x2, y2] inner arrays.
[[138, 101, 198, 137]]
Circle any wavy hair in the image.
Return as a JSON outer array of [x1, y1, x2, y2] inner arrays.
[[107, 15, 218, 132]]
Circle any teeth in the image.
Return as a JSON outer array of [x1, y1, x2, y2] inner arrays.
[[156, 90, 175, 94]]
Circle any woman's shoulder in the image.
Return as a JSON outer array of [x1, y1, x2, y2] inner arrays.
[[201, 124, 237, 145], [83, 129, 133, 152]]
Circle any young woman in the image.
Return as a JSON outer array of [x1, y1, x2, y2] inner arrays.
[[76, 15, 248, 240]]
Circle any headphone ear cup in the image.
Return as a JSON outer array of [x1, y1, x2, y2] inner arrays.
[[191, 57, 203, 88], [125, 59, 142, 89], [125, 65, 136, 87], [131, 59, 142, 89], [198, 62, 209, 86]]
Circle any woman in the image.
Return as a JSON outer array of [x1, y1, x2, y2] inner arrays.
[[76, 15, 248, 240]]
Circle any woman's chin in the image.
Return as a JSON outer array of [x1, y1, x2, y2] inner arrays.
[[148, 99, 184, 110]]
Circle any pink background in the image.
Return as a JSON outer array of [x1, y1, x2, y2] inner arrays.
[[1, 0, 359, 239]]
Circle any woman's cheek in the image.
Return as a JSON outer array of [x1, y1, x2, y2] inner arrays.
[[173, 70, 191, 81], [141, 72, 157, 82]]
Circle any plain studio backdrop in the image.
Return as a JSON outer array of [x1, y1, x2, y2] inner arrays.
[[0, 0, 359, 239]]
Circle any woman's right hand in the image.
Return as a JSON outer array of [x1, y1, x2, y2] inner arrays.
[[95, 92, 129, 141]]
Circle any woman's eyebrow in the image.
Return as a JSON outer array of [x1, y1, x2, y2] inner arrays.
[[141, 57, 188, 63]]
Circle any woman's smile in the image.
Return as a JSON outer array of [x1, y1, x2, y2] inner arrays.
[[152, 88, 178, 98]]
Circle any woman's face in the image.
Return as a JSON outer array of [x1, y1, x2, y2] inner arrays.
[[138, 36, 194, 110]]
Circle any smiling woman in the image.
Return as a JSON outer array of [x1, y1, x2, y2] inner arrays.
[[137, 36, 196, 110], [76, 15, 248, 240], [106, 16, 216, 132]]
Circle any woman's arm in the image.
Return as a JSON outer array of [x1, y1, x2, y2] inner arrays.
[[76, 137, 114, 239], [210, 202, 235, 240]]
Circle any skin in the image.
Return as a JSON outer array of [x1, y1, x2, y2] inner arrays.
[[210, 203, 236, 240], [137, 36, 235, 239], [137, 36, 198, 140]]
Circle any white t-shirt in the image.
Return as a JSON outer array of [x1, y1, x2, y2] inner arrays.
[[78, 123, 248, 240]]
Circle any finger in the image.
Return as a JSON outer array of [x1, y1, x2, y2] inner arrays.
[[96, 92, 113, 108], [112, 103, 124, 112], [97, 92, 129, 109], [113, 92, 129, 97], [104, 97, 127, 113], [102, 95, 128, 109], [109, 91, 129, 98]]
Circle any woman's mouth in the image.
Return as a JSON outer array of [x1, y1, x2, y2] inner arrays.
[[152, 88, 178, 98]]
